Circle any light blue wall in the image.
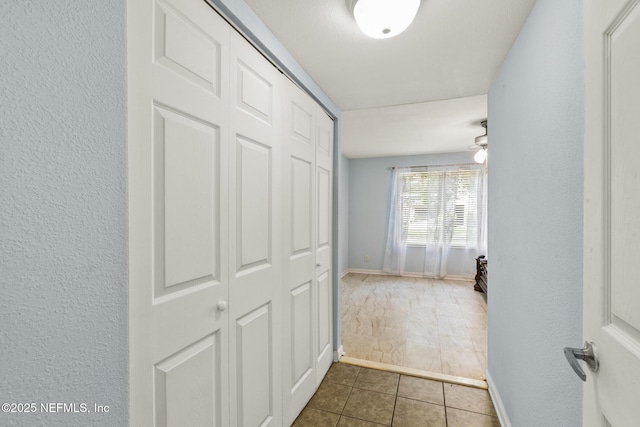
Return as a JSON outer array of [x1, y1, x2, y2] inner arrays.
[[339, 155, 350, 276], [486, 0, 583, 425], [348, 151, 477, 276], [0, 1, 127, 426]]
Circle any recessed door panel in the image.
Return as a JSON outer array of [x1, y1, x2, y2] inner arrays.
[[291, 282, 314, 387], [291, 157, 313, 256], [236, 136, 272, 273], [236, 304, 274, 427], [317, 272, 331, 363], [317, 124, 331, 156], [610, 3, 640, 334], [154, 0, 221, 94], [317, 167, 331, 250], [154, 333, 221, 427], [237, 61, 273, 124], [292, 102, 312, 143], [153, 106, 220, 297]]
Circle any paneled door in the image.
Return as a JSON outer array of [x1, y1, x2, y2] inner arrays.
[[282, 81, 318, 424], [228, 31, 283, 427], [315, 108, 334, 383], [127, 0, 230, 425], [583, 0, 640, 425]]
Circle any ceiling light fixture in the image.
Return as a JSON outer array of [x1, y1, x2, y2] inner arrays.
[[474, 147, 487, 164], [347, 0, 421, 39], [473, 120, 488, 164]]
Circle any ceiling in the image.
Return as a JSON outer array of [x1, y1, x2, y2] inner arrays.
[[342, 95, 487, 158], [243, 0, 536, 157]]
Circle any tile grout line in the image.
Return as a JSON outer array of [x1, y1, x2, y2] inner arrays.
[[389, 375, 400, 427], [334, 388, 347, 426], [442, 382, 449, 427], [338, 370, 357, 422]]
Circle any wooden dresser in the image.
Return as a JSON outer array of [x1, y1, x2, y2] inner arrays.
[[474, 255, 488, 295]]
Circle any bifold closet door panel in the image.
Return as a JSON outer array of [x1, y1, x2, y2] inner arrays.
[[228, 30, 283, 427], [281, 79, 318, 425], [128, 0, 230, 425], [130, 0, 334, 425], [315, 109, 334, 383]]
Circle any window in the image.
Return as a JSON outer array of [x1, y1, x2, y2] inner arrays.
[[398, 167, 483, 248]]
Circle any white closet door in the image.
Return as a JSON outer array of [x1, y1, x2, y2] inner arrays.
[[315, 109, 334, 382], [228, 31, 283, 427], [282, 80, 318, 424], [128, 0, 230, 425]]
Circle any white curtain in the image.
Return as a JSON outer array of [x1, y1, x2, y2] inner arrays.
[[382, 168, 407, 275], [382, 164, 487, 279], [477, 167, 488, 258]]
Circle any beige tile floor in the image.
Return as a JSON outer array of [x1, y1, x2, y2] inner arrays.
[[294, 363, 499, 426], [341, 274, 487, 380]]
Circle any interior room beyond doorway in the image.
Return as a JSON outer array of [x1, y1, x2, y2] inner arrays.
[[341, 274, 487, 381]]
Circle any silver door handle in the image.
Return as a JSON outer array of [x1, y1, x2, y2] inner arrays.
[[564, 340, 598, 381]]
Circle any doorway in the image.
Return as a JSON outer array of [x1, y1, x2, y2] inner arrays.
[[341, 274, 487, 381]]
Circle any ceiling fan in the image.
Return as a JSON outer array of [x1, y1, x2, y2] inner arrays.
[[469, 120, 488, 163]]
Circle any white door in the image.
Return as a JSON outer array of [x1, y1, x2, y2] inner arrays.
[[315, 109, 334, 383], [583, 0, 640, 425], [282, 81, 318, 424], [127, 0, 230, 425], [228, 30, 283, 427]]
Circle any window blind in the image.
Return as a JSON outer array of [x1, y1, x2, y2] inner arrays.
[[398, 167, 483, 247]]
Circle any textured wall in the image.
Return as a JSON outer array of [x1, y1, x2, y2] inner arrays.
[[347, 151, 477, 276], [486, 0, 583, 425], [0, 1, 127, 426]]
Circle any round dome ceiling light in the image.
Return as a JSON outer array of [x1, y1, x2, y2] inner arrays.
[[347, 0, 421, 39]]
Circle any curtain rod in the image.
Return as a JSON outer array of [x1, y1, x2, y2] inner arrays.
[[387, 162, 480, 170]]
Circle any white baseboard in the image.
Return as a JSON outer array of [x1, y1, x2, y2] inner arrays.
[[439, 274, 474, 282], [340, 269, 349, 278], [486, 369, 511, 427], [346, 268, 473, 282], [347, 268, 391, 276], [333, 345, 344, 362]]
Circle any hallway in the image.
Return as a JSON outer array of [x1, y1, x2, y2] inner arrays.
[[341, 274, 487, 381]]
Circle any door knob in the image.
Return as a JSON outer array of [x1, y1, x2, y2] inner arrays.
[[216, 301, 228, 312], [316, 263, 321, 268], [564, 340, 599, 381]]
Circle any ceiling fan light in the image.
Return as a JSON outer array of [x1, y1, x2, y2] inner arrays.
[[474, 149, 487, 164], [352, 0, 420, 39]]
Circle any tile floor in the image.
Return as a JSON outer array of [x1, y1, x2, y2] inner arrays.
[[341, 274, 487, 380], [293, 363, 499, 426]]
